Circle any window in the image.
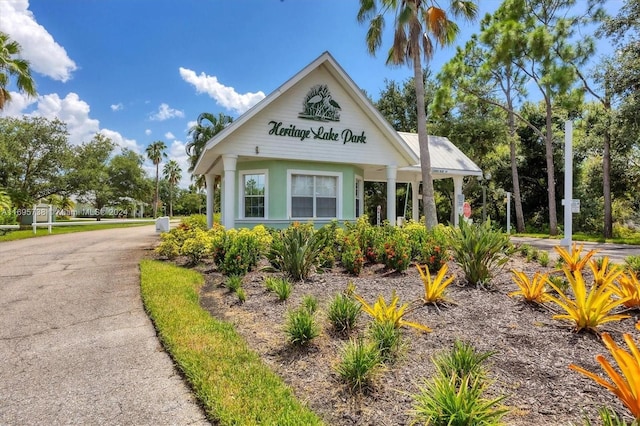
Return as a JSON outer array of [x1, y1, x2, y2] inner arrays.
[[291, 173, 338, 218], [355, 177, 363, 217], [243, 173, 265, 218]]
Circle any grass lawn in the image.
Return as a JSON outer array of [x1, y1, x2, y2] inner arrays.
[[0, 221, 153, 242], [139, 259, 323, 426]]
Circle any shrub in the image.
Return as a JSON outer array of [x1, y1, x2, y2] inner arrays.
[[380, 229, 412, 272], [538, 250, 550, 267], [265, 277, 293, 301], [368, 320, 402, 362], [509, 270, 550, 304], [341, 236, 365, 275], [432, 340, 496, 383], [354, 291, 431, 333], [155, 232, 181, 259], [545, 268, 630, 332], [268, 223, 324, 281], [315, 221, 340, 269], [225, 275, 243, 293], [417, 263, 455, 304], [181, 228, 212, 265], [327, 293, 361, 334], [335, 337, 382, 392], [285, 307, 319, 346], [625, 255, 640, 276], [180, 214, 208, 231], [570, 333, 640, 421], [411, 374, 508, 426], [448, 218, 510, 287], [219, 229, 262, 276]]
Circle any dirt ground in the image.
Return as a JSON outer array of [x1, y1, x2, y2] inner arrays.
[[192, 253, 640, 426]]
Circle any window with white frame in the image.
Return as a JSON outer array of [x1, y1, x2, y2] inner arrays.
[[242, 173, 265, 218], [291, 173, 338, 218]]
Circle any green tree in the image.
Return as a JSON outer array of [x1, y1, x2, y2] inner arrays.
[[162, 159, 182, 217], [0, 116, 71, 208], [0, 32, 37, 110], [186, 112, 233, 187], [357, 0, 478, 229], [109, 149, 153, 207], [145, 140, 167, 217]]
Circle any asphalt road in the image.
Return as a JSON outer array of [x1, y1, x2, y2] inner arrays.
[[510, 236, 640, 264], [0, 225, 209, 425]]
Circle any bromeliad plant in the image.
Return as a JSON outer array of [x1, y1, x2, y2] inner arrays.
[[509, 270, 550, 304], [545, 268, 630, 332], [417, 263, 455, 304], [612, 272, 640, 309], [569, 333, 640, 421], [554, 243, 598, 272], [589, 257, 624, 288], [354, 291, 431, 333]]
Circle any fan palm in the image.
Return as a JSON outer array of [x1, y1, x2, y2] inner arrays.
[[0, 32, 37, 110], [145, 140, 167, 217], [163, 160, 182, 217], [357, 0, 477, 229], [186, 112, 233, 175]]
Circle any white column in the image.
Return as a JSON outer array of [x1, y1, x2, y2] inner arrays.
[[204, 173, 215, 229], [412, 177, 420, 222], [453, 176, 464, 227], [222, 154, 237, 229], [386, 165, 397, 226]]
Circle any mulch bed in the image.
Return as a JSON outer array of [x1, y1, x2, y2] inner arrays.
[[185, 253, 640, 425]]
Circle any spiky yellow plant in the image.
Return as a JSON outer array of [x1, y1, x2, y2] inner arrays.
[[416, 263, 454, 304], [545, 268, 630, 332], [508, 270, 549, 303], [612, 272, 640, 309], [554, 243, 598, 272], [354, 291, 432, 333], [589, 257, 624, 288], [569, 333, 640, 420]]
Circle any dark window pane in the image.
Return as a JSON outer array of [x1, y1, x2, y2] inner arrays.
[[292, 197, 313, 217], [316, 197, 336, 217]]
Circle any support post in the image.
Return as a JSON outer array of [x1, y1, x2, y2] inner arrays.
[[386, 165, 397, 226], [222, 155, 237, 229], [204, 174, 215, 229], [412, 178, 420, 222], [453, 176, 464, 227]]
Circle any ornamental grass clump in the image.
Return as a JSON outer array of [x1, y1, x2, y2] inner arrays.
[[545, 267, 630, 332], [367, 319, 402, 362], [335, 337, 383, 392], [327, 292, 361, 334], [354, 291, 431, 333], [284, 306, 319, 346], [570, 333, 640, 421], [264, 276, 293, 301], [509, 270, 550, 304], [432, 340, 496, 384], [448, 218, 510, 287], [417, 262, 455, 304], [267, 223, 324, 281]]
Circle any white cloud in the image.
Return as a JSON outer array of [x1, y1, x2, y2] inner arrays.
[[168, 140, 191, 188], [179, 67, 265, 115], [111, 103, 123, 112], [0, 0, 77, 82], [149, 103, 184, 121], [165, 132, 175, 140], [1, 90, 141, 153], [145, 129, 152, 136]]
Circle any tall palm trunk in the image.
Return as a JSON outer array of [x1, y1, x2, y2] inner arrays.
[[413, 49, 438, 230], [603, 98, 612, 239], [154, 163, 159, 217], [505, 74, 525, 232]]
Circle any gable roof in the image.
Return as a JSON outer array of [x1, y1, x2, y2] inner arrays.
[[193, 51, 419, 175]]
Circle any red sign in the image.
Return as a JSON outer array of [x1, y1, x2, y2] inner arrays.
[[463, 202, 472, 218]]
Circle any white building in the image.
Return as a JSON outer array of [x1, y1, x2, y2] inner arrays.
[[194, 52, 482, 229]]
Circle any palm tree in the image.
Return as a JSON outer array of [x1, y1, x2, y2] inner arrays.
[[186, 112, 233, 187], [0, 32, 37, 110], [358, 0, 477, 229], [162, 160, 182, 217], [145, 140, 167, 217]]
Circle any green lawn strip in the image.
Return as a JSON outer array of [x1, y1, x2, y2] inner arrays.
[[0, 222, 152, 242], [139, 259, 323, 426], [514, 232, 640, 246]]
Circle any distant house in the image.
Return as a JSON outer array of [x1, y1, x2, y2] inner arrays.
[[193, 52, 481, 229]]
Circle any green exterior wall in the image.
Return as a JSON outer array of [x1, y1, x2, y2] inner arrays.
[[236, 160, 363, 229]]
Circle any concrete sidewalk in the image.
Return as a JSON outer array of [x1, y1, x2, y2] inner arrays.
[[0, 226, 209, 425], [510, 236, 640, 264]]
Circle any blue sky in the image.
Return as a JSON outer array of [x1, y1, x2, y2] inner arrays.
[[0, 0, 617, 188]]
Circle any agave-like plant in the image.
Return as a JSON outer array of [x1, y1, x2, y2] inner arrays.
[[612, 272, 640, 309], [508, 270, 550, 304], [545, 268, 630, 332], [569, 333, 640, 421], [417, 263, 455, 304], [554, 243, 598, 272], [353, 291, 431, 333], [589, 257, 624, 288]]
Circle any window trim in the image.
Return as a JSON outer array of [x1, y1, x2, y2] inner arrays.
[[287, 169, 342, 220], [239, 169, 268, 219]]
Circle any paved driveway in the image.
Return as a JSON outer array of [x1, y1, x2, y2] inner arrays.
[[0, 225, 209, 425]]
